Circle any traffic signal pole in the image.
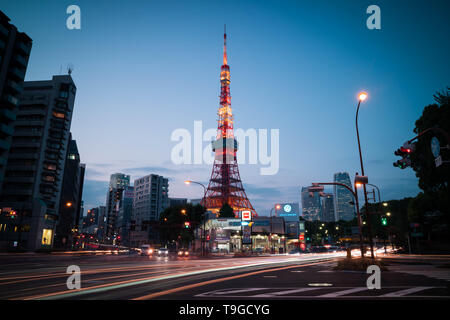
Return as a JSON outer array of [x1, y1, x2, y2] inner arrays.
[[310, 182, 364, 258]]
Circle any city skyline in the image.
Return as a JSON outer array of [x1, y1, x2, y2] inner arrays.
[[2, 1, 449, 215]]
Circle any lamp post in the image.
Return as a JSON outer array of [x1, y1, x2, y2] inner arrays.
[[355, 92, 375, 259], [269, 204, 281, 254], [184, 180, 207, 256]]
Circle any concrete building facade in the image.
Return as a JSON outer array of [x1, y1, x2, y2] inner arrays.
[[0, 75, 77, 251], [0, 10, 32, 195]]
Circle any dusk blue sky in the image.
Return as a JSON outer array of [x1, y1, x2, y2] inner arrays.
[[2, 0, 449, 216]]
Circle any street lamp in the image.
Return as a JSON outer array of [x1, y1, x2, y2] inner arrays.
[[184, 180, 207, 256], [355, 91, 375, 259]]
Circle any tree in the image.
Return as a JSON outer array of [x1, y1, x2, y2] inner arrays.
[[158, 204, 206, 247], [410, 87, 450, 194], [409, 87, 450, 239], [219, 203, 235, 218]]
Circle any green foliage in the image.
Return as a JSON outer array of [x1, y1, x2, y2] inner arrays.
[[304, 219, 358, 245], [408, 87, 450, 239], [219, 202, 235, 218], [158, 204, 206, 247], [410, 89, 450, 194]]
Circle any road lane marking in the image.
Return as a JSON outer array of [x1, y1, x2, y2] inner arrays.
[[251, 287, 321, 297], [215, 288, 268, 295], [19, 258, 335, 300], [132, 260, 333, 300], [380, 286, 434, 297], [318, 287, 367, 297]]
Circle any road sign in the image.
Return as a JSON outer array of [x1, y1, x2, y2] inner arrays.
[[431, 136, 440, 158], [435, 155, 442, 167], [242, 226, 251, 244], [242, 210, 251, 221]]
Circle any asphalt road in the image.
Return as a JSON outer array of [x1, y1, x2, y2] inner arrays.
[[0, 252, 449, 300]]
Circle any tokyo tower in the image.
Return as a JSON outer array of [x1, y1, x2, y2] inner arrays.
[[201, 28, 256, 217]]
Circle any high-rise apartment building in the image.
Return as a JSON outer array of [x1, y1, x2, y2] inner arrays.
[[105, 173, 130, 243], [132, 174, 168, 244], [321, 193, 336, 222], [333, 172, 356, 221], [81, 206, 99, 235], [0, 74, 76, 251], [0, 10, 32, 195], [94, 205, 106, 240], [169, 197, 187, 207], [117, 185, 133, 246], [54, 135, 85, 249], [300, 186, 322, 221]]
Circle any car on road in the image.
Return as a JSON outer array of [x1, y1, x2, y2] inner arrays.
[[327, 246, 340, 253], [157, 247, 169, 257], [177, 248, 189, 257], [310, 246, 328, 253], [288, 248, 310, 254], [140, 245, 153, 256]]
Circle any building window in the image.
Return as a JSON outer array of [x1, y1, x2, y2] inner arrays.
[[53, 112, 65, 119], [43, 175, 55, 182], [41, 229, 53, 245]]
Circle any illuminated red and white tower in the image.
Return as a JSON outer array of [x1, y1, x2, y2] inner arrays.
[[201, 28, 256, 217]]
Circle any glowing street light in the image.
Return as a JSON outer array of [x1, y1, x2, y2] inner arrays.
[[386, 212, 391, 217], [66, 202, 73, 207], [358, 92, 368, 101]]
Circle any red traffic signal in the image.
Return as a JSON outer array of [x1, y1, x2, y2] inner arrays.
[[184, 221, 190, 228], [394, 141, 415, 169]]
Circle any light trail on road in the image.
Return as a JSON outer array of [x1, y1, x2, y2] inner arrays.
[[1, 253, 342, 300]]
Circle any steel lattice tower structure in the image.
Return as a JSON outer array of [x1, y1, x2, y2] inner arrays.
[[201, 29, 256, 217]]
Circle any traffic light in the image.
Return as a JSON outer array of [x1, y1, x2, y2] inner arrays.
[[393, 141, 415, 169], [381, 216, 387, 226], [10, 211, 17, 219], [184, 221, 190, 228]]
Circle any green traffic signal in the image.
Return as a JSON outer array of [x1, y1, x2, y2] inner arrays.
[[381, 217, 387, 226]]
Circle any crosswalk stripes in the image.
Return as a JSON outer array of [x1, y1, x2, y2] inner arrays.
[[194, 286, 449, 299], [388, 265, 450, 282], [318, 287, 368, 297], [251, 287, 321, 298], [379, 286, 434, 297]]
